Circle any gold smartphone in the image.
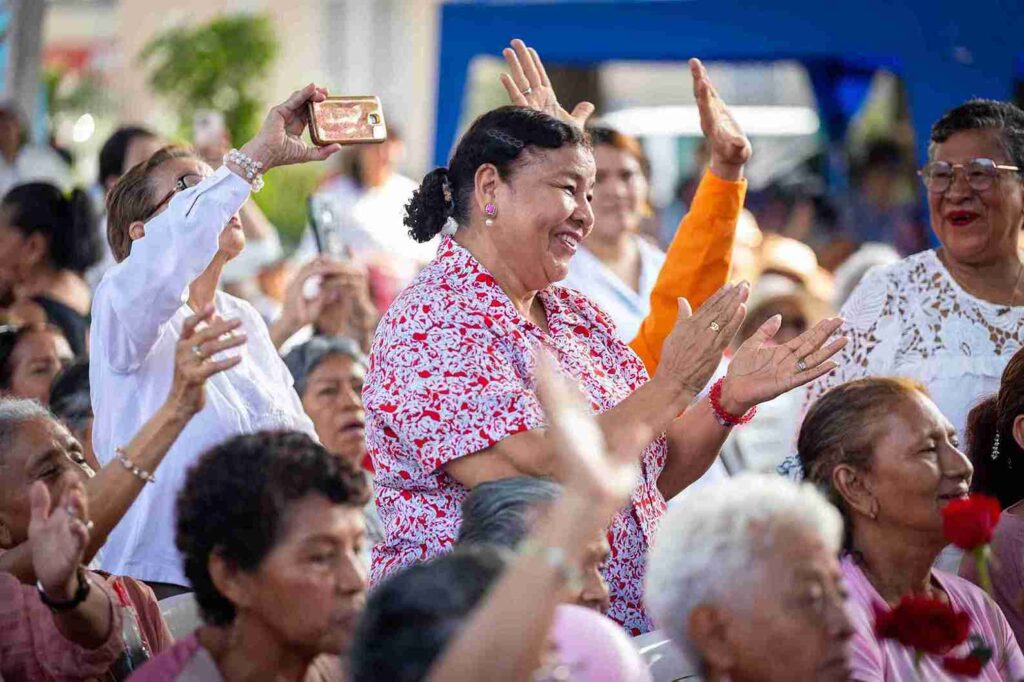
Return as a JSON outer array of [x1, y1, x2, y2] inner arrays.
[[307, 96, 388, 146]]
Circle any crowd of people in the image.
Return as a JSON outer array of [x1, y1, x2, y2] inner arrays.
[[0, 35, 1023, 682]]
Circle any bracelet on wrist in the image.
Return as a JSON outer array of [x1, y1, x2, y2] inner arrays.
[[224, 148, 265, 193], [37, 566, 90, 612], [708, 377, 756, 428], [519, 538, 583, 594], [116, 447, 156, 484]]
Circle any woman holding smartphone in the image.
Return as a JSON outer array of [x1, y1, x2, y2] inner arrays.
[[90, 84, 341, 597]]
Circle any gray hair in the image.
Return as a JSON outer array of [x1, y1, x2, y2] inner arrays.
[[0, 398, 54, 458], [283, 335, 366, 396], [645, 474, 843, 664], [457, 476, 562, 549]]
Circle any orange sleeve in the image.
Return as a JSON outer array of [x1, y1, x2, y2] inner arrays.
[[629, 170, 747, 375]]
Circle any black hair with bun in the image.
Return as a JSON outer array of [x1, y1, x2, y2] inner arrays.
[[404, 106, 588, 243], [1, 182, 100, 274]]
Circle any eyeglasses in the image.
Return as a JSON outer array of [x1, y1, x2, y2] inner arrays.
[[918, 158, 1020, 194], [143, 173, 206, 221]]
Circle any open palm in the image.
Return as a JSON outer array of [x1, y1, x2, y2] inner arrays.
[[499, 39, 595, 128], [723, 316, 847, 413]]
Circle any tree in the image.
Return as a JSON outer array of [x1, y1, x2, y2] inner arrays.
[[139, 14, 278, 143]]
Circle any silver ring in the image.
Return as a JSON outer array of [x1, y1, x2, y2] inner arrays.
[[84, 520, 94, 532], [191, 345, 203, 358], [521, 86, 533, 96], [709, 321, 721, 333], [796, 358, 808, 372], [64, 505, 78, 519]]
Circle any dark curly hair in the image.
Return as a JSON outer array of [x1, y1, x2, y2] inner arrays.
[[798, 377, 928, 551], [404, 106, 589, 242], [930, 99, 1024, 169], [176, 430, 370, 626], [967, 346, 1024, 508]]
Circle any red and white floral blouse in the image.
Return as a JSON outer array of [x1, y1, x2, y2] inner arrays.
[[364, 236, 668, 633]]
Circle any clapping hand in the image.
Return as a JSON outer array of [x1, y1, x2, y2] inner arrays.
[[241, 83, 342, 171], [719, 316, 848, 415], [691, 58, 752, 180], [169, 306, 246, 419], [500, 39, 595, 128], [29, 476, 90, 601], [535, 353, 650, 511]]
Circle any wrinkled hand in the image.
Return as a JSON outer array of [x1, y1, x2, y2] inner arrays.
[[655, 282, 749, 396], [500, 39, 595, 128], [316, 265, 377, 346], [169, 306, 245, 418], [721, 316, 847, 414], [279, 257, 367, 335], [241, 83, 341, 171], [690, 58, 751, 180], [535, 353, 650, 510], [29, 476, 89, 600]]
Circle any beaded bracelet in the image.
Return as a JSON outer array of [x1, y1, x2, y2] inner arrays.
[[519, 538, 583, 593], [37, 566, 91, 612], [116, 447, 156, 484], [708, 377, 757, 428], [223, 148, 265, 193]]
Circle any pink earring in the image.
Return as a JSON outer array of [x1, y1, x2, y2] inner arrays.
[[484, 202, 497, 227]]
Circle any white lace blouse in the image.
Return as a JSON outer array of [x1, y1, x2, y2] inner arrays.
[[780, 249, 1024, 478]]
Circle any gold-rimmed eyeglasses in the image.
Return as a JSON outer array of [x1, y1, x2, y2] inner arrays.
[[918, 158, 1020, 194], [143, 173, 206, 221]]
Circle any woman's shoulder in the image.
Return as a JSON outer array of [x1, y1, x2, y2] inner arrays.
[[128, 631, 204, 681], [934, 569, 1007, 620]]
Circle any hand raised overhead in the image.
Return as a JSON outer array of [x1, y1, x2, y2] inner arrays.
[[499, 39, 595, 128], [690, 58, 752, 180]]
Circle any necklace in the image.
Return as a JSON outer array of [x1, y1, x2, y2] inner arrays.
[[937, 248, 1024, 307]]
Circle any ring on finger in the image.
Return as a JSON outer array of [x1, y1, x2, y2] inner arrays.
[[796, 358, 808, 372], [191, 345, 204, 358], [709, 321, 721, 333], [521, 86, 533, 96]]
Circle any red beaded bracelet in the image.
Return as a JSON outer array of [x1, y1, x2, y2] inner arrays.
[[708, 377, 757, 427]]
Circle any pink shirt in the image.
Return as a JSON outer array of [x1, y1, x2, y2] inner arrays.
[[0, 570, 125, 681], [843, 557, 1024, 681], [960, 508, 1024, 648], [364, 236, 668, 634]]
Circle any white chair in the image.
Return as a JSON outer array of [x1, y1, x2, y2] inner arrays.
[[159, 592, 202, 639], [632, 630, 702, 682]]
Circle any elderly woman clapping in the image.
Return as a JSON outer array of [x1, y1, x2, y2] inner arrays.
[[91, 84, 338, 593], [800, 378, 1024, 680], [646, 474, 852, 682]]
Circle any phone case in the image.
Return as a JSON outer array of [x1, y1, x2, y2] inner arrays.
[[307, 96, 388, 146]]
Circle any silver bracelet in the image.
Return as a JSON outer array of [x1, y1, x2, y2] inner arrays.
[[223, 148, 265, 193], [115, 447, 156, 484]]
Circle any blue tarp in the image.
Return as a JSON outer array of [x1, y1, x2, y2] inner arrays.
[[434, 0, 1022, 168]]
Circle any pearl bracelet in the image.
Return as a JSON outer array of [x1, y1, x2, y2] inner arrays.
[[223, 148, 265, 193], [116, 447, 156, 484]]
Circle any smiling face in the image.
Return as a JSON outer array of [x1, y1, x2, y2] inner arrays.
[[300, 354, 366, 465], [928, 128, 1024, 266], [858, 392, 972, 540], [231, 495, 367, 657], [487, 144, 596, 289], [2, 329, 73, 405], [0, 415, 94, 548], [590, 143, 648, 243]]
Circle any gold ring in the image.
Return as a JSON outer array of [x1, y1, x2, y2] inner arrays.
[[709, 321, 721, 333]]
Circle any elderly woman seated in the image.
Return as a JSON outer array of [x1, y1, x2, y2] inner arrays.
[[800, 377, 1024, 680], [131, 430, 369, 681], [457, 476, 610, 613], [646, 474, 852, 682]]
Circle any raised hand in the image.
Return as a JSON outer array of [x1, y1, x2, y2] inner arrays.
[[241, 83, 342, 170], [29, 476, 90, 600], [690, 58, 751, 181], [169, 306, 246, 418], [655, 282, 749, 396], [535, 352, 649, 509], [500, 39, 595, 128], [720, 316, 847, 414]]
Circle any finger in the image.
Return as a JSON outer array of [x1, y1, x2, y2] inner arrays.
[[570, 102, 595, 126], [697, 282, 744, 322], [190, 319, 243, 346], [181, 305, 216, 341], [511, 39, 542, 89], [29, 480, 51, 527], [502, 47, 530, 92], [694, 282, 735, 315], [500, 74, 529, 106], [280, 83, 318, 114], [750, 314, 783, 347], [69, 520, 90, 550], [310, 143, 342, 161], [716, 302, 747, 349], [201, 355, 243, 377], [786, 317, 844, 357], [197, 333, 248, 359], [528, 47, 552, 87], [797, 336, 848, 370], [674, 297, 693, 324], [790, 360, 840, 388]]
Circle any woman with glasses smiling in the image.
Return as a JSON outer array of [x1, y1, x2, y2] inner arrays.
[[89, 84, 341, 597], [780, 99, 1024, 482]]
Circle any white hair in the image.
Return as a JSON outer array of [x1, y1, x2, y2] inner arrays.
[[0, 398, 54, 455], [645, 474, 843, 663]]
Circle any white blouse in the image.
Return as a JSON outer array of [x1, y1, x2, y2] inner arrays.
[[89, 165, 315, 586], [780, 249, 1024, 478]]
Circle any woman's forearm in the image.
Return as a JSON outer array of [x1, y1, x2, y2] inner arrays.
[[658, 397, 730, 499], [51, 573, 118, 650]]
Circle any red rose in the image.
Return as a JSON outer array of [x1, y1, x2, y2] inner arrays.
[[942, 654, 985, 677], [873, 596, 971, 655], [942, 495, 1001, 550]]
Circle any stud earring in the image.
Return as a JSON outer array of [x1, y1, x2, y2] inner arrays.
[[484, 202, 497, 227]]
